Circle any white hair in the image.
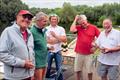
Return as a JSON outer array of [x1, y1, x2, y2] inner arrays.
[[79, 14, 87, 20], [35, 12, 47, 21]]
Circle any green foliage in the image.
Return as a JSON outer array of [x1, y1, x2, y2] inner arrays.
[[1, 1, 120, 34], [97, 15, 107, 27], [60, 2, 77, 32], [0, 0, 28, 34]]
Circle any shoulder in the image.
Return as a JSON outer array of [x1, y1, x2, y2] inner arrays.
[[57, 26, 65, 32], [30, 25, 37, 33], [112, 29, 120, 35], [89, 24, 98, 29], [2, 25, 15, 35], [46, 25, 51, 28], [112, 29, 120, 32], [89, 24, 100, 31]]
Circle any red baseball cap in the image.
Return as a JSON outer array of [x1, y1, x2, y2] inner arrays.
[[17, 10, 33, 17]]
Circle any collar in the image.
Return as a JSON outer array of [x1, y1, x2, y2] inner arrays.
[[13, 21, 31, 37], [49, 25, 58, 28], [34, 25, 47, 33]]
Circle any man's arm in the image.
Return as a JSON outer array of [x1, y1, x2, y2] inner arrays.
[[50, 31, 67, 43], [0, 29, 25, 67], [0, 29, 34, 69], [70, 15, 79, 32], [47, 36, 59, 44], [102, 45, 120, 53]]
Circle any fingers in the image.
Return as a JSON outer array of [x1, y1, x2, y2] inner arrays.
[[100, 48, 110, 54], [75, 15, 79, 21], [50, 31, 55, 37], [24, 60, 34, 69]]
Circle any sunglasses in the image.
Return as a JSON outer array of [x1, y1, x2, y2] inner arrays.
[[22, 14, 33, 20]]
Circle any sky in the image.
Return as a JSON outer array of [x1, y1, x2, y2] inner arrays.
[[21, 0, 120, 9]]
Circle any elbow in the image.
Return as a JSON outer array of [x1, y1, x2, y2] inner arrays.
[[63, 39, 67, 43], [62, 37, 67, 43], [70, 27, 77, 33], [70, 27, 74, 32]]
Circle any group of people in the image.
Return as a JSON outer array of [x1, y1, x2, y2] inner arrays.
[[0, 9, 120, 80], [0, 10, 67, 80], [70, 15, 120, 80]]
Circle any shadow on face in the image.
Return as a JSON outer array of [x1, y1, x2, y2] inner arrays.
[[50, 16, 58, 26], [16, 14, 33, 30], [36, 16, 48, 29]]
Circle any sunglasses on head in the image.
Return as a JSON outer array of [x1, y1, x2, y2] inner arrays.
[[22, 14, 33, 20]]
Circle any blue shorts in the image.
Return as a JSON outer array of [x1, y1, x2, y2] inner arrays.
[[97, 62, 119, 80]]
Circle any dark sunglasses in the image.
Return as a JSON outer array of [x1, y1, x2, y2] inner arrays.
[[22, 14, 33, 20]]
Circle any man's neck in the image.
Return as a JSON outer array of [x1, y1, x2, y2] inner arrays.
[[51, 24, 57, 27], [35, 24, 43, 29], [20, 27, 27, 32], [81, 23, 89, 29], [105, 28, 112, 36]]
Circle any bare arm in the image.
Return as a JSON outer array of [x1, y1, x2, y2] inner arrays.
[[50, 31, 67, 43], [47, 37, 59, 44], [53, 35, 67, 43], [103, 45, 120, 53], [70, 15, 79, 32]]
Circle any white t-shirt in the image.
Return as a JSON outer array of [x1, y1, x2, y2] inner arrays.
[[46, 25, 66, 52], [96, 29, 120, 65]]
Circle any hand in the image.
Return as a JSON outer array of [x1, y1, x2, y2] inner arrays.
[[91, 42, 96, 47], [90, 47, 96, 53], [104, 48, 111, 53], [48, 46, 54, 51], [50, 31, 57, 38], [24, 60, 34, 69], [100, 47, 111, 54], [75, 15, 80, 21], [31, 76, 35, 80], [47, 38, 59, 44]]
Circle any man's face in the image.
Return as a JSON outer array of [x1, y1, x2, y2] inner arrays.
[[16, 14, 32, 30], [50, 16, 58, 26], [77, 18, 88, 27], [103, 19, 112, 31], [37, 16, 48, 28]]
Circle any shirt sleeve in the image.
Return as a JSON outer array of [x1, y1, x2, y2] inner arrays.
[[117, 31, 120, 46], [60, 27, 66, 36], [0, 28, 25, 67], [95, 32, 102, 47]]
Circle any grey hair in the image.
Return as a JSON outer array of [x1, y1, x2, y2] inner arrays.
[[79, 14, 87, 20], [35, 12, 47, 21]]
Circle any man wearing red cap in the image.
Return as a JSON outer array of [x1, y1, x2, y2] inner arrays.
[[0, 10, 35, 80]]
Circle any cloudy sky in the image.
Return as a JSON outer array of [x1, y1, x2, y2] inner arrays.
[[21, 0, 120, 8]]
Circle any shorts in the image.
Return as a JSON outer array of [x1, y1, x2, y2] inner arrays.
[[97, 62, 119, 80], [74, 53, 93, 73]]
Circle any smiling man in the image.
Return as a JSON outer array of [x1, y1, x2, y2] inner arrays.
[[95, 18, 120, 80], [70, 14, 100, 80], [46, 14, 67, 80], [30, 12, 48, 80], [0, 10, 35, 80]]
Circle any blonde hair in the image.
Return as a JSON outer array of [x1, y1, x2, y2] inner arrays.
[[49, 13, 60, 22]]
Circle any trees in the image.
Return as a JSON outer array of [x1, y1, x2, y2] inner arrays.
[[0, 0, 28, 34], [60, 2, 77, 32], [0, 1, 120, 34]]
